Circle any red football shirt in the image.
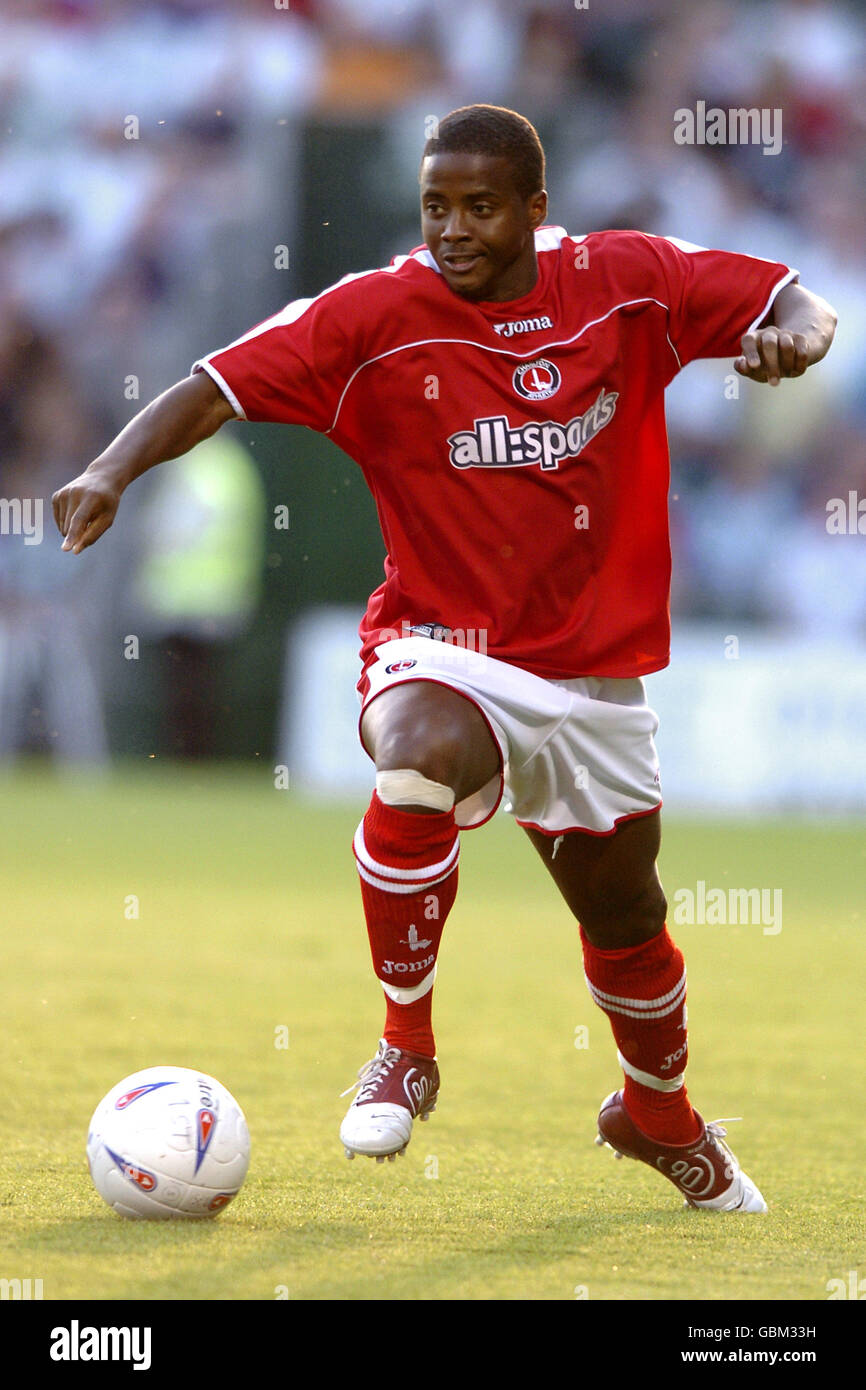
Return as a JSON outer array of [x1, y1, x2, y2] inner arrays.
[[193, 227, 795, 679]]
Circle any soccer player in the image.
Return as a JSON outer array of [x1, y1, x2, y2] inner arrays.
[[54, 105, 836, 1212]]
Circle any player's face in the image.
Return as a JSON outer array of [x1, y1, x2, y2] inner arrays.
[[420, 153, 548, 303]]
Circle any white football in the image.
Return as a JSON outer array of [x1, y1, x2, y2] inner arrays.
[[87, 1066, 250, 1219]]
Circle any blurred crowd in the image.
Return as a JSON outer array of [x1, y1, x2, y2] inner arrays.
[[1, 0, 865, 761]]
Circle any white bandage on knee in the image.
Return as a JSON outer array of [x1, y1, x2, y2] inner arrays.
[[376, 768, 456, 812]]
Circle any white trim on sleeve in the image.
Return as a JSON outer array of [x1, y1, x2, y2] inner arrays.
[[192, 360, 247, 420], [745, 267, 800, 334]]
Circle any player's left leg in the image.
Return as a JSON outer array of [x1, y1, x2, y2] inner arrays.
[[525, 812, 767, 1211], [524, 810, 699, 1141]]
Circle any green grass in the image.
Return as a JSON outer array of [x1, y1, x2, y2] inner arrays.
[[1, 761, 863, 1301]]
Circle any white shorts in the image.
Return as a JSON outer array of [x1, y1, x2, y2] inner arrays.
[[357, 636, 662, 836]]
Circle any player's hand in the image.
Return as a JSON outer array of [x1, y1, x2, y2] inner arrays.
[[734, 327, 810, 387], [52, 470, 122, 554]]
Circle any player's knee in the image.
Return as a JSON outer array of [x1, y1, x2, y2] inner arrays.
[[375, 731, 465, 797], [581, 877, 667, 946], [623, 877, 668, 931], [376, 767, 455, 813], [366, 681, 500, 805], [641, 879, 668, 931], [373, 714, 473, 793]]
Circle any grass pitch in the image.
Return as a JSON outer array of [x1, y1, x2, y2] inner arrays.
[[1, 762, 863, 1301]]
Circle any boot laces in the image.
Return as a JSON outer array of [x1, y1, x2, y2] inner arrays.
[[704, 1118, 742, 1182], [340, 1041, 403, 1102]]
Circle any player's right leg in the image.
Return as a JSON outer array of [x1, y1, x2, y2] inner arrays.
[[340, 679, 501, 1161]]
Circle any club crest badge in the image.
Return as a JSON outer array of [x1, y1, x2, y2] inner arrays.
[[513, 359, 561, 401]]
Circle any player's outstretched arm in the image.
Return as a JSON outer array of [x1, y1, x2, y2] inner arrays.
[[734, 280, 837, 387], [52, 371, 237, 555]]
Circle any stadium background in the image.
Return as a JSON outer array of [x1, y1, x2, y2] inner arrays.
[[1, 0, 865, 798]]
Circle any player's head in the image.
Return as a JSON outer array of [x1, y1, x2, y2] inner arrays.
[[419, 105, 548, 303]]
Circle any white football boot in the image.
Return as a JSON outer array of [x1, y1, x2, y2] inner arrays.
[[340, 1039, 439, 1162]]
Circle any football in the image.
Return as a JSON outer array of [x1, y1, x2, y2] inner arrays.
[[86, 1066, 250, 1220]]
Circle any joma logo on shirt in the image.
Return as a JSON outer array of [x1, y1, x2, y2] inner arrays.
[[491, 315, 554, 337], [447, 387, 618, 471]]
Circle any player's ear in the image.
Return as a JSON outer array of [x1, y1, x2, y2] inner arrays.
[[528, 189, 548, 229]]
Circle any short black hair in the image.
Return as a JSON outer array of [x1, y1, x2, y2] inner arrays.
[[420, 105, 546, 201]]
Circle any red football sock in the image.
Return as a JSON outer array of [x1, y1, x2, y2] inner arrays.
[[581, 924, 701, 1144], [353, 790, 459, 1058]]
